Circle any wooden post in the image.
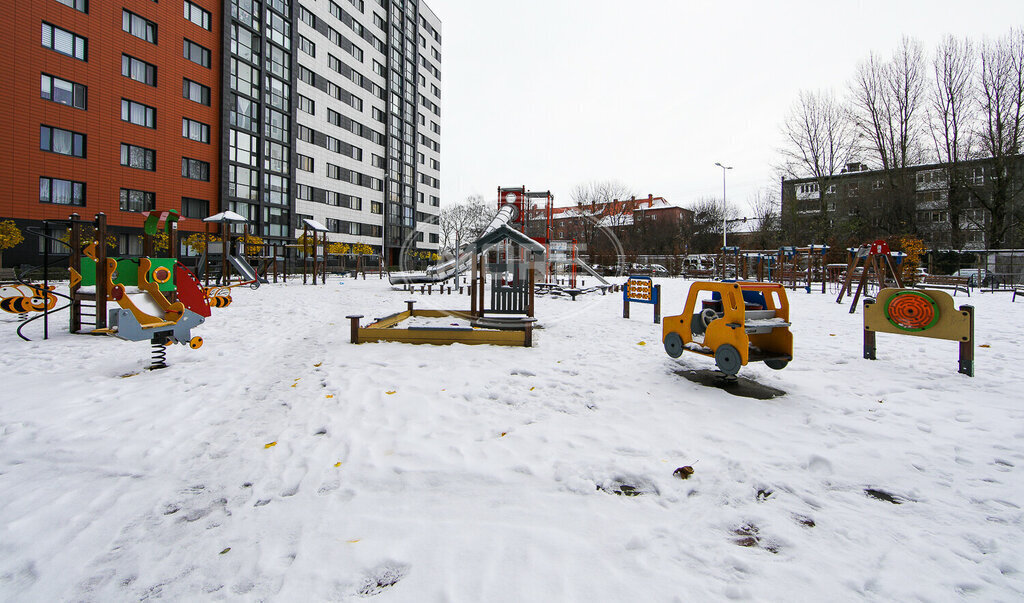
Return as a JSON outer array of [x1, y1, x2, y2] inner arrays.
[[477, 255, 485, 317], [528, 264, 535, 318], [406, 300, 415, 314], [302, 225, 309, 285], [203, 227, 210, 287], [94, 213, 108, 329], [470, 253, 478, 316], [959, 305, 974, 377], [69, 213, 81, 333], [346, 315, 363, 344], [654, 284, 661, 324], [623, 293, 630, 319], [863, 299, 876, 360], [524, 321, 533, 348], [220, 220, 229, 285], [320, 231, 326, 285]]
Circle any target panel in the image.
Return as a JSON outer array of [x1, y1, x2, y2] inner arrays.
[[885, 291, 939, 331], [625, 277, 657, 304], [864, 288, 971, 342]]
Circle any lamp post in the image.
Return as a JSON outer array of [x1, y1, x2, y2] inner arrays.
[[714, 162, 733, 248]]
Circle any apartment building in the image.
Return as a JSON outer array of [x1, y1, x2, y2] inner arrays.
[[1, 0, 441, 267], [222, 0, 440, 266], [781, 156, 1024, 250], [0, 0, 222, 265]]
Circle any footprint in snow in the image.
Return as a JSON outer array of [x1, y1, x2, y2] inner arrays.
[[356, 561, 410, 597]]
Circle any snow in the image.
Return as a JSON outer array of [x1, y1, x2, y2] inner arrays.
[[2, 277, 1023, 600]]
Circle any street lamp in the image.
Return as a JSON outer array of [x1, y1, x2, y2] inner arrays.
[[715, 162, 733, 248]]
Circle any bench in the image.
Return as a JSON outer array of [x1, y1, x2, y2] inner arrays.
[[916, 275, 971, 296], [0, 267, 16, 283], [1013, 288, 1024, 302]]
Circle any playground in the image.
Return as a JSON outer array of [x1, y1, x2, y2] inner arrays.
[[2, 272, 1023, 600]]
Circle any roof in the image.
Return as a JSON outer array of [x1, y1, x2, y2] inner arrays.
[[203, 211, 248, 223], [301, 218, 329, 232]]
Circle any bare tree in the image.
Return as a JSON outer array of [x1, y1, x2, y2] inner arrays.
[[975, 28, 1024, 248], [567, 180, 634, 258], [850, 37, 929, 233], [779, 88, 857, 241], [929, 35, 977, 248], [749, 187, 781, 249], [438, 194, 491, 254], [684, 197, 741, 254]]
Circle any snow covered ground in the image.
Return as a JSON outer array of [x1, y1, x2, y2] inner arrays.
[[1, 276, 1023, 601]]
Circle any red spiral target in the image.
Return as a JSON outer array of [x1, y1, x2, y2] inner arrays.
[[885, 291, 939, 331]]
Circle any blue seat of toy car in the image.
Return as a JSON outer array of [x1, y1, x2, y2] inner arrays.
[[710, 283, 767, 310]]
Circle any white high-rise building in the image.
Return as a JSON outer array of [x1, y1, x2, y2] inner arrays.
[[291, 0, 441, 266]]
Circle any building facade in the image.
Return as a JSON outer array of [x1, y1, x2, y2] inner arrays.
[[1, 0, 222, 264], [781, 156, 1024, 250], [1, 0, 440, 268]]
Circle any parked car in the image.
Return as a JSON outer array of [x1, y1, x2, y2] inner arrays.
[[952, 268, 991, 287]]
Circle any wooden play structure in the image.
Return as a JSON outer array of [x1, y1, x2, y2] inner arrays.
[[197, 211, 265, 289], [662, 281, 793, 376], [836, 240, 904, 313], [863, 288, 974, 377], [348, 202, 544, 347], [623, 276, 661, 323]]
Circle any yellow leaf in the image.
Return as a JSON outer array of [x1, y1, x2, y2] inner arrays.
[[980, 344, 990, 348], [294, 378, 301, 381], [829, 334, 836, 337], [530, 387, 535, 391], [220, 547, 231, 555], [326, 394, 334, 399], [385, 390, 396, 395], [314, 362, 322, 367], [637, 341, 646, 346], [347, 539, 360, 543], [265, 441, 277, 449], [291, 383, 297, 388], [500, 432, 507, 437], [334, 462, 342, 467]]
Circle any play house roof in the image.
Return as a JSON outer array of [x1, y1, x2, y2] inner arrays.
[[474, 224, 547, 257], [203, 211, 248, 223], [301, 218, 329, 232]]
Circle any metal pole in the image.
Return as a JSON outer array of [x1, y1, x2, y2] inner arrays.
[[715, 162, 732, 248]]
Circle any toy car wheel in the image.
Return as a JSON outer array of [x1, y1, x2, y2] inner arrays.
[[715, 344, 742, 376], [664, 332, 684, 358], [764, 358, 788, 370]]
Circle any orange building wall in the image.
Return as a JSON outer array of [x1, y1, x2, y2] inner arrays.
[[0, 0, 221, 235]]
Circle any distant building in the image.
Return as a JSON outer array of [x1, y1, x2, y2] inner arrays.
[[781, 156, 1024, 250], [547, 195, 692, 241]]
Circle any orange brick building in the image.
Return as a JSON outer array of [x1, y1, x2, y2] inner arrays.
[[0, 0, 220, 265]]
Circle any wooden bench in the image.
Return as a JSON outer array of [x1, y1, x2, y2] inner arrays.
[[1013, 288, 1024, 302], [916, 275, 971, 296]]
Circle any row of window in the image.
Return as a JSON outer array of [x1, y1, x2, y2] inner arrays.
[[39, 176, 209, 217]]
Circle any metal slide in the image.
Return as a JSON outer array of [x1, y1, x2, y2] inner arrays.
[[388, 204, 519, 285], [572, 258, 610, 285], [226, 254, 262, 288]]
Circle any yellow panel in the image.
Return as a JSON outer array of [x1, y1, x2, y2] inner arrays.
[[864, 288, 971, 342]]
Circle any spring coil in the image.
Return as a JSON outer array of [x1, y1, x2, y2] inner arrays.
[[150, 340, 169, 370]]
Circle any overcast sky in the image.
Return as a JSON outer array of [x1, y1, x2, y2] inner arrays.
[[424, 0, 1020, 214]]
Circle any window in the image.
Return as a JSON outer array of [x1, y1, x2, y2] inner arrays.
[[181, 157, 210, 181], [296, 184, 312, 201], [184, 39, 211, 68], [120, 143, 156, 171], [41, 22, 87, 61], [371, 201, 382, 214], [297, 154, 314, 172], [121, 99, 156, 128], [299, 35, 315, 57], [184, 1, 211, 30], [298, 65, 315, 86], [969, 167, 985, 186], [183, 78, 211, 105], [122, 54, 157, 86], [40, 74, 86, 109], [120, 188, 155, 212], [56, 0, 88, 13], [39, 177, 85, 206], [123, 10, 157, 43], [872, 179, 884, 190], [182, 118, 210, 143], [298, 94, 315, 115], [181, 197, 208, 219], [40, 125, 85, 157], [296, 124, 314, 143], [327, 163, 341, 180]]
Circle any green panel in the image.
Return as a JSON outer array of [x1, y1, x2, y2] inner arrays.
[[78, 257, 176, 291]]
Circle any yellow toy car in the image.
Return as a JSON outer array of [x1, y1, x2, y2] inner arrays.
[[662, 281, 793, 376]]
